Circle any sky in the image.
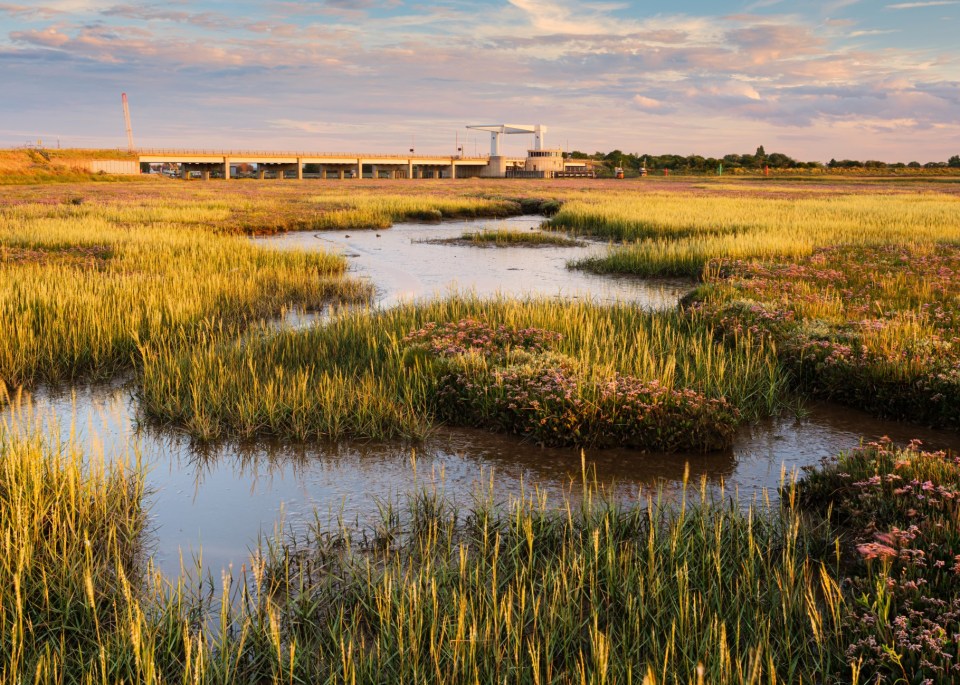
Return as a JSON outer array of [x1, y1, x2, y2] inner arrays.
[[0, 0, 958, 161]]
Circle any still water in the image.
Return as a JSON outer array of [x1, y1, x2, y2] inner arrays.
[[8, 216, 959, 579]]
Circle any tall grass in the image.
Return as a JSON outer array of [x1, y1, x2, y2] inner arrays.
[[138, 297, 786, 443], [552, 192, 960, 276], [464, 227, 582, 246], [0, 411, 859, 684], [0, 201, 368, 388], [692, 244, 960, 428], [4, 403, 952, 683]]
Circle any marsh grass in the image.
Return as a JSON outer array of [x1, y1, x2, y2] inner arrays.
[[423, 227, 583, 247], [0, 201, 369, 389], [553, 192, 960, 277], [463, 227, 583, 247], [0, 410, 856, 684], [3, 399, 954, 684], [138, 297, 786, 444], [691, 244, 960, 428]]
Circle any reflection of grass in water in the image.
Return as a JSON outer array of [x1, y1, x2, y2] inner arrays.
[[139, 297, 786, 444], [12, 416, 956, 684]]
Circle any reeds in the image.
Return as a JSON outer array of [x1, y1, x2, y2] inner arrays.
[[693, 244, 960, 428], [464, 227, 582, 246], [0, 413, 860, 684], [552, 192, 960, 277], [0, 200, 369, 389], [138, 297, 786, 444]]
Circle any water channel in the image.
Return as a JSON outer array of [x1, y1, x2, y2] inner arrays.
[[7, 215, 960, 580]]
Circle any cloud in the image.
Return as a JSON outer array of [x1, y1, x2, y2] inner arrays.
[[633, 95, 664, 109], [0, 3, 62, 18], [2, 0, 959, 160], [886, 1, 958, 8]]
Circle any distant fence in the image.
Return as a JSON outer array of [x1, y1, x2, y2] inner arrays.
[[87, 160, 140, 175]]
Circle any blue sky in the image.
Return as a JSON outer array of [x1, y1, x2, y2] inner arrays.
[[0, 0, 957, 160]]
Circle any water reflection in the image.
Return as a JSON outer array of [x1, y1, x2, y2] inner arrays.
[[6, 380, 958, 581], [254, 215, 689, 310]]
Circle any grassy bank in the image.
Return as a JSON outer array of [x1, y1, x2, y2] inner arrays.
[[3, 422, 957, 683], [0, 148, 139, 185], [553, 192, 960, 277], [689, 244, 960, 429], [0, 199, 368, 388], [138, 298, 784, 450]]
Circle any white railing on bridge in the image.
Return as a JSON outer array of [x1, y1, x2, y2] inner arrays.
[[137, 148, 490, 161]]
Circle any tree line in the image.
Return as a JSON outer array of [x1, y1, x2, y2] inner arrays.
[[568, 147, 960, 174]]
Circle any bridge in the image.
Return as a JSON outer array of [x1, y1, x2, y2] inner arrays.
[[137, 149, 524, 180]]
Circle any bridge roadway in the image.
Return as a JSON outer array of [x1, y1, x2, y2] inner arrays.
[[138, 149, 518, 180]]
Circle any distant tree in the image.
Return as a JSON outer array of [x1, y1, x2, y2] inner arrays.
[[722, 154, 742, 168], [569, 151, 590, 159], [766, 152, 796, 168], [948, 155, 960, 168], [908, 161, 922, 168], [754, 146, 767, 168]]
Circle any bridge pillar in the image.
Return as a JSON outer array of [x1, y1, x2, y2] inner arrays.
[[407, 161, 413, 179], [372, 165, 379, 179], [258, 166, 265, 180], [450, 162, 457, 180], [181, 165, 190, 180], [318, 165, 326, 180], [201, 168, 210, 181], [338, 168, 345, 179], [276, 166, 284, 181], [223, 157, 231, 181], [356, 159, 363, 179], [296, 157, 303, 180]]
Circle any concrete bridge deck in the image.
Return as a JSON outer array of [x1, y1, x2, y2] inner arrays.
[[137, 149, 519, 179]]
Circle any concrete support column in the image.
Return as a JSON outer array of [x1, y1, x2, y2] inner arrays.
[[296, 157, 303, 181], [258, 166, 266, 180], [276, 166, 284, 181], [450, 162, 457, 179], [407, 161, 413, 179], [338, 169, 345, 179], [372, 165, 379, 179], [223, 157, 231, 180], [201, 169, 210, 181], [356, 159, 363, 179], [181, 165, 190, 180], [318, 165, 326, 180]]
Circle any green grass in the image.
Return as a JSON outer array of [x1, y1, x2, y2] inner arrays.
[[138, 297, 785, 446], [0, 200, 369, 388], [551, 192, 960, 277], [464, 227, 583, 246], [689, 244, 960, 428], [7, 417, 955, 684]]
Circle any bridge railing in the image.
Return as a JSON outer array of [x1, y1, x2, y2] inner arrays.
[[137, 148, 490, 161]]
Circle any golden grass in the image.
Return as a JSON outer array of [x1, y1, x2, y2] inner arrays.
[[0, 200, 368, 388], [553, 191, 960, 276]]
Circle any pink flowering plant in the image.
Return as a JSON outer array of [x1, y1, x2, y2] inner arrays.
[[796, 439, 960, 683], [694, 245, 960, 428], [402, 318, 739, 451]]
